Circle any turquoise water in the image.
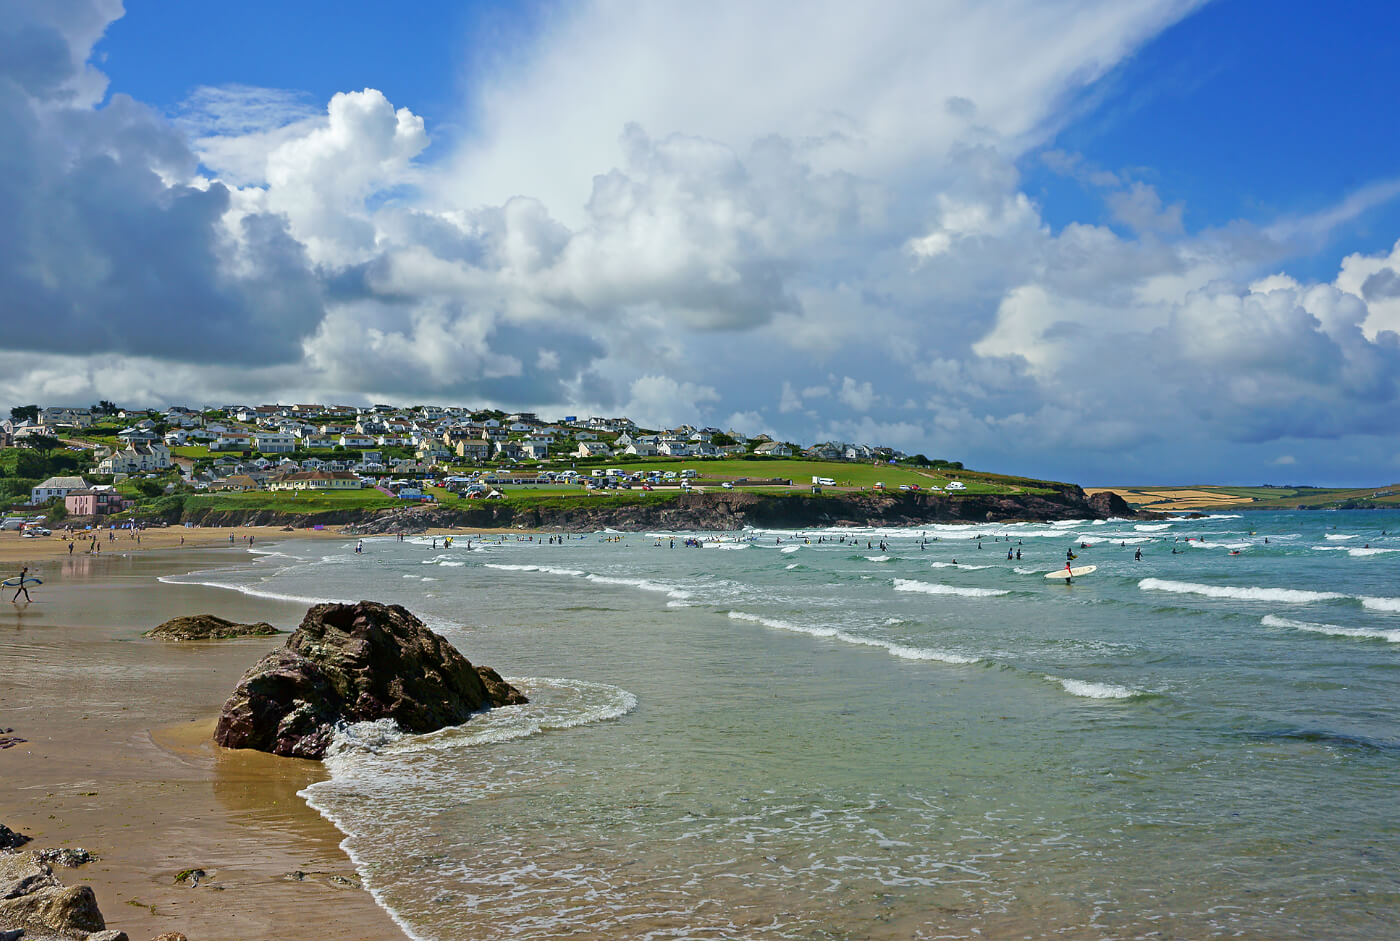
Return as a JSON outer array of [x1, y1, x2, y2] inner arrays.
[[164, 511, 1400, 938]]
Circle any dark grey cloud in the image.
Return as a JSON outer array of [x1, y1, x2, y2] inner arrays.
[[0, 3, 324, 366], [1360, 267, 1400, 301]]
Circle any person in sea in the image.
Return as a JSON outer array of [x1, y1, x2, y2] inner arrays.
[[11, 565, 32, 603]]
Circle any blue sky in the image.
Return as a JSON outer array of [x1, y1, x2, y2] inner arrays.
[[6, 0, 1400, 485]]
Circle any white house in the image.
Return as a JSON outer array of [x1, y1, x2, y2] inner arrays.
[[572, 441, 613, 458], [338, 435, 375, 448], [31, 475, 90, 505]]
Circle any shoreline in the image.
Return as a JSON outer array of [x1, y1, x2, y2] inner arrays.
[[0, 540, 404, 940]]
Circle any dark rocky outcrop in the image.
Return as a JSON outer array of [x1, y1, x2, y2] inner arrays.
[[0, 826, 29, 851], [350, 485, 1151, 534], [214, 601, 528, 759], [1087, 490, 1135, 519], [144, 615, 280, 642], [0, 850, 121, 940]]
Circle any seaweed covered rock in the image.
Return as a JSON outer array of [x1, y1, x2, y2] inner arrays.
[[213, 601, 527, 759], [144, 615, 281, 641]]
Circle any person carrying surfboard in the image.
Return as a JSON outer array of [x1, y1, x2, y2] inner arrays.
[[11, 566, 32, 603]]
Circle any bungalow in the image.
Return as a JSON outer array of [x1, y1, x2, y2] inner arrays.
[[301, 437, 337, 450], [210, 434, 253, 451], [269, 471, 361, 491], [754, 441, 794, 457], [64, 487, 126, 517], [31, 475, 90, 505], [621, 443, 659, 457], [213, 474, 260, 492], [338, 435, 375, 449], [657, 440, 692, 456], [572, 441, 613, 458], [254, 432, 297, 454]]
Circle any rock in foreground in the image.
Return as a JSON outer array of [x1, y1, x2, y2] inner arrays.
[[0, 850, 121, 940], [214, 601, 527, 759], [144, 615, 280, 641]]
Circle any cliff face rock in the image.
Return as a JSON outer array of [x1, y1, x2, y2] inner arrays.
[[351, 486, 1148, 535], [0, 850, 120, 940], [144, 615, 280, 641], [214, 601, 528, 759], [1087, 491, 1134, 519]]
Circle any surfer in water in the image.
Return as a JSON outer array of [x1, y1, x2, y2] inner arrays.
[[11, 566, 31, 603]]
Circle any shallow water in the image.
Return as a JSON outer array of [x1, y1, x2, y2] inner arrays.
[[167, 512, 1400, 938]]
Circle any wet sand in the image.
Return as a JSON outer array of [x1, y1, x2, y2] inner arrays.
[[0, 545, 403, 940], [0, 524, 336, 569]]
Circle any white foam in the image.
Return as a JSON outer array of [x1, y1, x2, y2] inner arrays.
[[1261, 614, 1400, 643], [1138, 578, 1345, 604], [1349, 547, 1397, 557], [865, 555, 891, 562], [780, 545, 800, 554], [1326, 533, 1358, 540], [1048, 677, 1141, 699], [156, 574, 329, 606], [928, 561, 994, 570], [483, 564, 585, 576], [1362, 596, 1400, 613], [1134, 524, 1169, 532], [584, 573, 692, 600], [1012, 567, 1039, 575], [1188, 539, 1252, 550], [892, 578, 1009, 598], [728, 611, 978, 664], [785, 564, 798, 569]]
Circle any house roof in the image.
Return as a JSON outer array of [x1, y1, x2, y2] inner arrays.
[[35, 476, 90, 490]]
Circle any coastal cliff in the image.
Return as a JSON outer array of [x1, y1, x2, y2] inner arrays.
[[185, 486, 1141, 533]]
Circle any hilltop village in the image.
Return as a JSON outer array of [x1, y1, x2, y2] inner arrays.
[[3, 402, 989, 529]]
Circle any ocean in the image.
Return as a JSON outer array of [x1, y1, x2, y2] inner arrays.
[[161, 511, 1400, 938]]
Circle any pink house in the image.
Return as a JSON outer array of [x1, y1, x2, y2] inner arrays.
[[65, 489, 127, 517]]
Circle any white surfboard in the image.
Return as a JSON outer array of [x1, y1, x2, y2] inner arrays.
[[2, 576, 42, 588], [1044, 565, 1096, 580]]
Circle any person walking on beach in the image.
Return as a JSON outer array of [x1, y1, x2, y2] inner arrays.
[[355, 540, 363, 554], [11, 566, 32, 603], [67, 540, 74, 555]]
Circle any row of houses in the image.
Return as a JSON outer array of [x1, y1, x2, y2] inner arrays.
[[32, 402, 910, 477]]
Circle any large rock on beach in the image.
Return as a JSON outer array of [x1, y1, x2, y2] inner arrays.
[[214, 601, 527, 759], [0, 850, 115, 940], [144, 615, 280, 641]]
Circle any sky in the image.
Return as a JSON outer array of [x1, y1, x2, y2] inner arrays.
[[4, 0, 1400, 486]]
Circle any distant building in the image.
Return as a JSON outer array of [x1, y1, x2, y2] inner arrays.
[[65, 488, 126, 517], [31, 476, 90, 505]]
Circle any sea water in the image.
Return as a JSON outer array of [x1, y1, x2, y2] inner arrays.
[[164, 511, 1400, 938]]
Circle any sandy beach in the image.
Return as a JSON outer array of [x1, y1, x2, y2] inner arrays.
[[0, 541, 403, 940], [0, 524, 338, 569]]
